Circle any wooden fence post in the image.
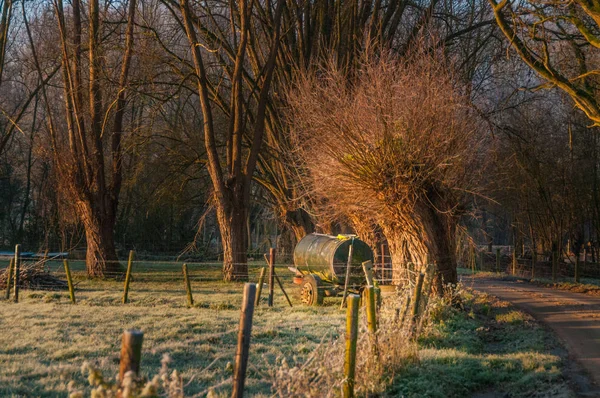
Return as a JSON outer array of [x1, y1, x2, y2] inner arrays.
[[63, 260, 76, 304], [531, 251, 536, 279], [365, 286, 377, 334], [552, 250, 557, 282], [575, 254, 580, 284], [255, 267, 266, 306], [122, 250, 134, 304], [470, 246, 475, 274], [268, 248, 275, 307], [480, 250, 485, 271], [232, 283, 257, 398], [118, 329, 144, 384], [410, 273, 425, 335], [362, 260, 374, 286], [399, 296, 411, 326], [340, 239, 355, 309], [343, 294, 360, 398], [13, 244, 20, 303], [512, 248, 517, 276], [4, 258, 13, 300], [183, 263, 194, 307], [495, 248, 500, 273], [380, 244, 386, 282]]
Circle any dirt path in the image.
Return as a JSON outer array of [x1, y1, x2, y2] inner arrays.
[[463, 277, 600, 395]]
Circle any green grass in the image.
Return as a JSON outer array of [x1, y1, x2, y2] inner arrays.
[[389, 289, 572, 397]]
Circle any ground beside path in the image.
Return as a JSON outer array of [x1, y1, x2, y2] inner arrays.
[[464, 276, 600, 396]]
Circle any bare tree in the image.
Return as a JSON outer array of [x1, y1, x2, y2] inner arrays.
[[490, 0, 600, 125], [288, 49, 487, 289], [24, 0, 138, 276], [177, 0, 284, 281]]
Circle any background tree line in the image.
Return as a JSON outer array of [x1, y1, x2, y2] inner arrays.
[[0, 0, 599, 285]]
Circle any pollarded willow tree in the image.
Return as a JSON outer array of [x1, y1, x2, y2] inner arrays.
[[288, 49, 488, 289]]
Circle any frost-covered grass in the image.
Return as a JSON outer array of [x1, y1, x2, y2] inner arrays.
[[0, 260, 346, 397], [0, 260, 575, 397]]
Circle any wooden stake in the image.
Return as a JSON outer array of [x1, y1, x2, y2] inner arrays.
[[274, 273, 292, 307], [512, 248, 517, 276], [13, 244, 20, 303], [343, 294, 360, 398], [399, 296, 411, 326], [4, 258, 13, 300], [362, 260, 374, 286], [122, 250, 134, 304], [118, 329, 144, 384], [411, 273, 425, 334], [365, 286, 377, 334], [63, 260, 76, 304], [255, 267, 266, 306], [480, 250, 485, 271], [232, 283, 257, 398], [552, 250, 557, 282], [268, 248, 275, 307], [575, 254, 580, 284], [495, 248, 500, 273], [340, 238, 355, 309], [380, 244, 385, 282], [531, 251, 536, 279], [183, 263, 194, 307], [470, 246, 475, 274]]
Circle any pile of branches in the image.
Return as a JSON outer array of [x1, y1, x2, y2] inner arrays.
[[0, 261, 68, 291]]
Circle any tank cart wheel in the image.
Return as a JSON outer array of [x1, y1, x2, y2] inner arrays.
[[300, 275, 324, 306]]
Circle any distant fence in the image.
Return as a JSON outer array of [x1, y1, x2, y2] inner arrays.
[[467, 247, 600, 281]]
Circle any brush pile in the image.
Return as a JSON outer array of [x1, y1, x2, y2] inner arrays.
[[0, 261, 68, 291]]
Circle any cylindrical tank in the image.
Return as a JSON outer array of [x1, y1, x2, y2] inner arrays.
[[293, 233, 374, 284]]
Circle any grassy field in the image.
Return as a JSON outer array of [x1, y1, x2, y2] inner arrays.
[[0, 260, 579, 397], [0, 259, 344, 397]]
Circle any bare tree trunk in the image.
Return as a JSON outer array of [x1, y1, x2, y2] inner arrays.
[[217, 200, 248, 281], [179, 0, 284, 281], [79, 203, 120, 277]]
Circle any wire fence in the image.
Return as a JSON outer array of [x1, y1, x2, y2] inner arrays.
[[3, 244, 599, 307], [467, 249, 600, 280], [0, 251, 398, 308]]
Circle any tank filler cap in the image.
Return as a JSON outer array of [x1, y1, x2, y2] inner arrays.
[[336, 234, 357, 240]]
